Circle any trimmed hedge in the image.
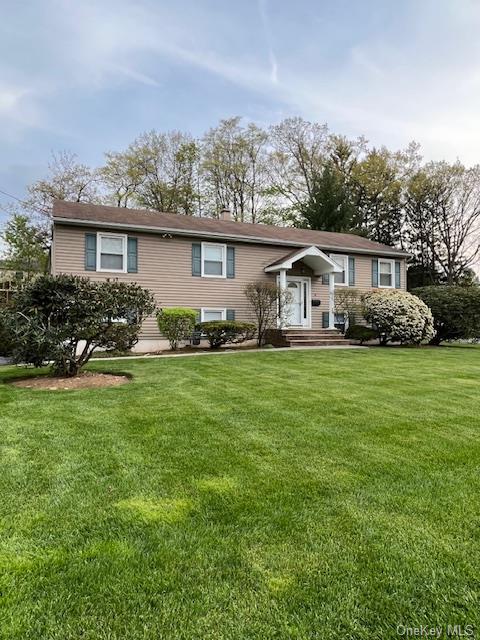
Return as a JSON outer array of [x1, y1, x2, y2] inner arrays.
[[413, 285, 480, 345], [157, 307, 197, 350], [345, 324, 379, 345], [197, 320, 256, 349]]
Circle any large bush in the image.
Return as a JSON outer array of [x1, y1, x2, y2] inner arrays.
[[197, 320, 256, 349], [1, 275, 155, 376], [157, 307, 197, 350], [362, 290, 435, 345], [413, 285, 480, 345]]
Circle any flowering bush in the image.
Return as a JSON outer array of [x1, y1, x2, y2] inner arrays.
[[362, 290, 435, 345]]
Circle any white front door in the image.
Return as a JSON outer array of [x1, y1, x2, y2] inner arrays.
[[279, 277, 310, 327]]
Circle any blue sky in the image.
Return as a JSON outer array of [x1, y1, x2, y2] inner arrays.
[[1, 0, 480, 226]]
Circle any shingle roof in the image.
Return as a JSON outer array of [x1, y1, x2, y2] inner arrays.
[[52, 200, 409, 257]]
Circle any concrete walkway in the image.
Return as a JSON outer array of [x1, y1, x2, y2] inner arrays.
[[91, 344, 365, 362]]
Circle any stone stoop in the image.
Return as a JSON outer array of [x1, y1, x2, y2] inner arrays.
[[266, 328, 350, 347]]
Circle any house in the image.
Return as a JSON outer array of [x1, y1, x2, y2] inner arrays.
[[51, 200, 409, 350]]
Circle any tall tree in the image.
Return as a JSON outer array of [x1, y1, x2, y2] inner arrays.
[[298, 161, 356, 232], [201, 117, 270, 222], [1, 213, 49, 277], [26, 151, 100, 219], [100, 149, 145, 208], [268, 117, 329, 216], [126, 130, 201, 215], [350, 147, 405, 245]]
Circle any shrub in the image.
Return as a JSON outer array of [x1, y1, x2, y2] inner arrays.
[[197, 320, 256, 349], [244, 282, 293, 346], [1, 275, 155, 376], [345, 324, 379, 345], [362, 289, 435, 345], [334, 288, 361, 325], [157, 307, 197, 350], [0, 314, 13, 356], [413, 285, 480, 345]]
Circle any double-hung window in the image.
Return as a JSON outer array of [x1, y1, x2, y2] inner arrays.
[[201, 243, 226, 278], [97, 233, 127, 273], [379, 259, 394, 288], [331, 254, 348, 286], [201, 308, 226, 322]]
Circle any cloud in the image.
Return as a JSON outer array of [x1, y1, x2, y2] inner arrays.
[[258, 0, 279, 84]]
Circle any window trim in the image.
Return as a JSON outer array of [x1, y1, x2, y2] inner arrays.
[[200, 308, 227, 322], [201, 242, 227, 278], [378, 258, 395, 288], [97, 232, 128, 274], [331, 253, 349, 287]]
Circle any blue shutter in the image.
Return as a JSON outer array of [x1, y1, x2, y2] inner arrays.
[[348, 256, 355, 286], [322, 273, 330, 285], [127, 237, 138, 273], [226, 309, 235, 320], [372, 258, 379, 287], [226, 246, 235, 278], [322, 312, 329, 328], [192, 243, 201, 276], [395, 261, 401, 288], [85, 233, 97, 271]]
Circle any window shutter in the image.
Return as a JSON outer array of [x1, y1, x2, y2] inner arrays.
[[372, 258, 379, 287], [127, 237, 138, 273], [85, 233, 97, 271], [322, 311, 329, 328], [348, 256, 355, 286], [192, 243, 201, 276], [194, 309, 201, 323], [395, 261, 401, 288], [226, 246, 235, 278], [226, 309, 235, 321], [322, 273, 330, 285]]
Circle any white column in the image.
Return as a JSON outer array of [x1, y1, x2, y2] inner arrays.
[[279, 268, 287, 329], [328, 273, 335, 329]]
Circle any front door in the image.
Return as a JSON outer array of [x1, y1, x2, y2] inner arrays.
[[280, 277, 310, 327]]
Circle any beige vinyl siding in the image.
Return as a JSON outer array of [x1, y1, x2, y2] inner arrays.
[[52, 224, 407, 338]]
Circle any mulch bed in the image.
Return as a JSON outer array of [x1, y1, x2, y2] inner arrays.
[[11, 371, 130, 391]]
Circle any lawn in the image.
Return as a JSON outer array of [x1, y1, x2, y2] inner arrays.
[[0, 347, 479, 640]]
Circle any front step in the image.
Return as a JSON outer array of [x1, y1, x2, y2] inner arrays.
[[287, 339, 349, 347], [280, 327, 351, 347]]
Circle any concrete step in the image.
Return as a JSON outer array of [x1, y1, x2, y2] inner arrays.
[[283, 332, 342, 339], [286, 339, 350, 347]]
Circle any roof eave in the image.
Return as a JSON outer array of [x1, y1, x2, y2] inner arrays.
[[52, 216, 411, 258]]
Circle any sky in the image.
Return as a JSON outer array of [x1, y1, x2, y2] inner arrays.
[[1, 0, 480, 227]]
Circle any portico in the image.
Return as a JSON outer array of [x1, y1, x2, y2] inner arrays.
[[264, 245, 342, 329]]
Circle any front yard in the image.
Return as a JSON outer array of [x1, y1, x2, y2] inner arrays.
[[1, 347, 479, 639]]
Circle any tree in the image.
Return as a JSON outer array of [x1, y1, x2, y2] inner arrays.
[[100, 149, 145, 208], [244, 282, 293, 346], [299, 161, 356, 232], [405, 162, 480, 285], [362, 290, 435, 345], [413, 285, 480, 345], [126, 130, 201, 215], [350, 147, 405, 245], [26, 151, 100, 219], [1, 213, 49, 277], [334, 287, 362, 325], [156, 307, 197, 350], [202, 117, 270, 222], [1, 275, 156, 376], [268, 117, 329, 213]]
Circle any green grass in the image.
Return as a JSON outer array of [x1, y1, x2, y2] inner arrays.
[[1, 347, 479, 639]]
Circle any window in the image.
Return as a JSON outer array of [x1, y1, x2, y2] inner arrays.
[[201, 243, 226, 278], [98, 233, 127, 273], [201, 308, 226, 322], [331, 254, 348, 285], [379, 259, 394, 288]]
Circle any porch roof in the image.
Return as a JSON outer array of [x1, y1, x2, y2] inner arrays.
[[264, 245, 342, 276]]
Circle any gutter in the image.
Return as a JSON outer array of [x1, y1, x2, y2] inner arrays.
[[52, 216, 411, 258]]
